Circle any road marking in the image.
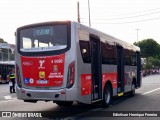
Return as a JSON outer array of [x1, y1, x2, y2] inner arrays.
[[0, 99, 16, 104], [142, 88, 160, 95], [4, 95, 12, 100]]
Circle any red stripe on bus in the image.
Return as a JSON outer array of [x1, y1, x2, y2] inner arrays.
[[81, 73, 118, 96]]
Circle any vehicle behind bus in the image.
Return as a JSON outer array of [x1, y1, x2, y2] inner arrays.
[[0, 61, 15, 83]]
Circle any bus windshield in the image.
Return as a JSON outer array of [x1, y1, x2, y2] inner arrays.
[[19, 25, 68, 52]]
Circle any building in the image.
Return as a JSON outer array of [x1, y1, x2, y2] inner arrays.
[[0, 43, 15, 61]]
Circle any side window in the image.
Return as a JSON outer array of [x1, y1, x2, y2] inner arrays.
[[79, 40, 91, 63], [131, 53, 137, 66], [124, 49, 131, 65], [124, 49, 137, 66], [101, 41, 117, 64]]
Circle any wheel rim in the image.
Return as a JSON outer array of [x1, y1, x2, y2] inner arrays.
[[132, 84, 135, 94], [105, 88, 111, 104]]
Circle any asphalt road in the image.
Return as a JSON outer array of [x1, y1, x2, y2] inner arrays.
[[0, 75, 160, 120]]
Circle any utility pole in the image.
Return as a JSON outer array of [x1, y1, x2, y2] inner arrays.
[[88, 0, 91, 27], [136, 29, 140, 42], [77, 1, 80, 23]]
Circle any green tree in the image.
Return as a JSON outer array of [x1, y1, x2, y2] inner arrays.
[[134, 38, 160, 58], [144, 61, 152, 69], [0, 38, 7, 43], [147, 57, 160, 68]]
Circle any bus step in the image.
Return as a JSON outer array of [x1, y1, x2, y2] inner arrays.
[[118, 92, 124, 97], [92, 99, 102, 103]]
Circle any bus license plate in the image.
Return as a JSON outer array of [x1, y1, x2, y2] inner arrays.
[[37, 80, 48, 84]]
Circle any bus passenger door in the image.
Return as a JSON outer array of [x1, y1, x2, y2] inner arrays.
[[116, 45, 124, 96], [90, 35, 102, 102]]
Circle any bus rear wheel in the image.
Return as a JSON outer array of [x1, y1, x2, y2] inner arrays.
[[102, 84, 112, 107], [54, 101, 73, 106]]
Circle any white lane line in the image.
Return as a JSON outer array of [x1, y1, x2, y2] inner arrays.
[[4, 95, 12, 99], [0, 98, 16, 104], [142, 88, 160, 95]]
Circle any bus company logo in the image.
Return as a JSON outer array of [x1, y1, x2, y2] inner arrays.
[[39, 71, 45, 78], [23, 61, 33, 66], [39, 60, 45, 68]]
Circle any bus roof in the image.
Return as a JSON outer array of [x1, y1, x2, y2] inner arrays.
[[73, 21, 140, 52]]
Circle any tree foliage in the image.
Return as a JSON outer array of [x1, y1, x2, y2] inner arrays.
[[0, 38, 7, 43], [134, 38, 160, 58], [134, 38, 160, 69], [144, 61, 152, 69]]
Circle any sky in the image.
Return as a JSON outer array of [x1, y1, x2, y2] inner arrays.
[[1, 0, 160, 44]]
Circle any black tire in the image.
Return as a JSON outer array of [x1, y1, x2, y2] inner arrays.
[[102, 84, 112, 107], [55, 101, 73, 106], [129, 82, 135, 97]]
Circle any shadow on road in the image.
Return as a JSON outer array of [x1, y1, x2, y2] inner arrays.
[[37, 103, 100, 119], [39, 93, 151, 119]]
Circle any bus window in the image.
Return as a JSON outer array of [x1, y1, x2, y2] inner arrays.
[[34, 40, 38, 47], [101, 41, 117, 65], [20, 25, 68, 52], [22, 38, 31, 49], [124, 49, 137, 66], [131, 53, 137, 66], [79, 40, 91, 63], [39, 42, 48, 47]]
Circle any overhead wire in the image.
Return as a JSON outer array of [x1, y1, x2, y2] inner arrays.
[[103, 7, 160, 17], [92, 11, 160, 20], [91, 17, 160, 24], [82, 8, 160, 24]]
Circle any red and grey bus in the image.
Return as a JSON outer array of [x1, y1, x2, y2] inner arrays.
[[15, 21, 141, 107]]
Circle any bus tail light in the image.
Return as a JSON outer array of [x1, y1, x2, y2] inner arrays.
[[67, 61, 75, 88], [16, 64, 22, 88]]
